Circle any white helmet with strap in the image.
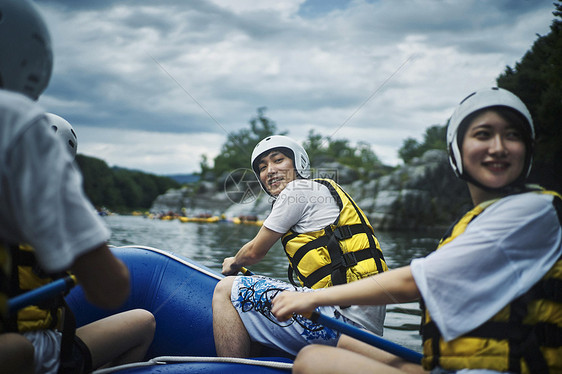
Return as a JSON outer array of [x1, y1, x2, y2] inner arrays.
[[0, 0, 53, 100], [45, 113, 78, 159], [251, 135, 310, 196], [447, 87, 534, 180]]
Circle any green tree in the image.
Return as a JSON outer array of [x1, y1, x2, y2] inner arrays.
[[76, 155, 180, 212], [497, 1, 562, 192], [398, 125, 447, 163], [76, 155, 120, 207], [302, 130, 324, 164], [212, 107, 284, 178], [302, 130, 383, 173], [198, 154, 213, 180], [114, 170, 143, 210], [398, 138, 420, 164], [355, 141, 383, 167]]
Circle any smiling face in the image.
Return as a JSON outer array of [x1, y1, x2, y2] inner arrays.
[[257, 150, 297, 197], [461, 109, 526, 204]]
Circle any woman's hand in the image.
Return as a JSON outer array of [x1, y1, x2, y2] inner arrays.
[[271, 291, 317, 321]]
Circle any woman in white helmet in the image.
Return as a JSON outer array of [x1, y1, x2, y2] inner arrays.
[[0, 1, 155, 373], [213, 135, 388, 358], [271, 88, 562, 374]]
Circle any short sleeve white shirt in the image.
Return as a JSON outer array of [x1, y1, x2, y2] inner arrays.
[[410, 192, 561, 342], [263, 179, 340, 234], [0, 90, 110, 273]]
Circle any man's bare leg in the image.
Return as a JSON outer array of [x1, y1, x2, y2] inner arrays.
[[212, 276, 252, 357]]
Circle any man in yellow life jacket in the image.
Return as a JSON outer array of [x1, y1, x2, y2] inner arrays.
[[0, 1, 155, 373], [270, 87, 562, 374], [212, 135, 388, 358]]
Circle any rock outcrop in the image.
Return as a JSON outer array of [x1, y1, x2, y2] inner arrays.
[[150, 149, 472, 230]]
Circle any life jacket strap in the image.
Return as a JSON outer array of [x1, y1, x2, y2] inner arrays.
[[295, 246, 381, 289], [57, 299, 92, 374]]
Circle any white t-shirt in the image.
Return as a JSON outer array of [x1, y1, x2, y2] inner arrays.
[[411, 192, 561, 342], [0, 90, 110, 273], [264, 179, 340, 234], [263, 179, 386, 335]]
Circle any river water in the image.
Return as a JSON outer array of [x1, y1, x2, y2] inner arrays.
[[103, 214, 442, 353]]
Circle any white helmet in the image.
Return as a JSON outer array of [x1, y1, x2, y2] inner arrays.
[[46, 113, 78, 159], [0, 0, 53, 100], [447, 87, 534, 180], [251, 135, 310, 195]]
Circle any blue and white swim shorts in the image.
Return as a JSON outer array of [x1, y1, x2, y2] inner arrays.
[[231, 275, 360, 356]]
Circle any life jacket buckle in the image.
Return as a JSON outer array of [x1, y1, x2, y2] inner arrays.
[[341, 252, 358, 268], [334, 226, 353, 241]]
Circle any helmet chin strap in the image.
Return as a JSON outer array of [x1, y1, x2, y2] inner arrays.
[[460, 171, 527, 196]]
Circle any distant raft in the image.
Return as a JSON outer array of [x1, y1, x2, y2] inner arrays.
[[179, 215, 220, 223], [232, 216, 263, 226]]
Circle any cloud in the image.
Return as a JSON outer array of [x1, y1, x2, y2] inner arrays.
[[76, 126, 225, 173], [34, 0, 555, 174]]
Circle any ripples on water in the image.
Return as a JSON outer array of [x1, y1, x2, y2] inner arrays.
[[105, 215, 441, 352]]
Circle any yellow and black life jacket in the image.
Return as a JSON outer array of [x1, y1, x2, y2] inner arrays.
[[0, 242, 85, 373], [421, 189, 562, 373], [281, 179, 388, 289], [0, 242, 68, 333]]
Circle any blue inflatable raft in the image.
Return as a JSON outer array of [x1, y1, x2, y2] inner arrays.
[[65, 246, 293, 373]]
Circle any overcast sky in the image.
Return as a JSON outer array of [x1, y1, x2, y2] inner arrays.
[[34, 0, 555, 175]]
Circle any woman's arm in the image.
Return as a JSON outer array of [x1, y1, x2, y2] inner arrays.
[[272, 266, 420, 321], [221, 225, 283, 275]]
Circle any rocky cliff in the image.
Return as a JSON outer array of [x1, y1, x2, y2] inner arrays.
[[150, 149, 472, 230]]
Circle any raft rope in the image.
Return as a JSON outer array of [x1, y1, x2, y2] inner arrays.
[[92, 356, 293, 373]]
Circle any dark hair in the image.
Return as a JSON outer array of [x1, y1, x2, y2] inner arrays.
[[256, 147, 295, 164], [273, 147, 294, 161]]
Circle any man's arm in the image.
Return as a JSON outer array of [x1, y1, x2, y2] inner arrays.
[[70, 244, 130, 309], [221, 226, 283, 275]]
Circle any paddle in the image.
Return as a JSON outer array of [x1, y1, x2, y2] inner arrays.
[[240, 267, 254, 276], [307, 311, 422, 364], [239, 267, 422, 364], [7, 275, 77, 315]]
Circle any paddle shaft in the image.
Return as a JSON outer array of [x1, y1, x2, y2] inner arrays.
[[8, 275, 77, 315], [310, 311, 422, 364]]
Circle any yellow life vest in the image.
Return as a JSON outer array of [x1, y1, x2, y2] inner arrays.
[[421, 189, 562, 373], [0, 242, 66, 333], [281, 179, 388, 289]]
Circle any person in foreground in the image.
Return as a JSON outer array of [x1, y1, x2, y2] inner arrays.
[[271, 87, 562, 374], [0, 1, 155, 373], [213, 135, 388, 357]]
